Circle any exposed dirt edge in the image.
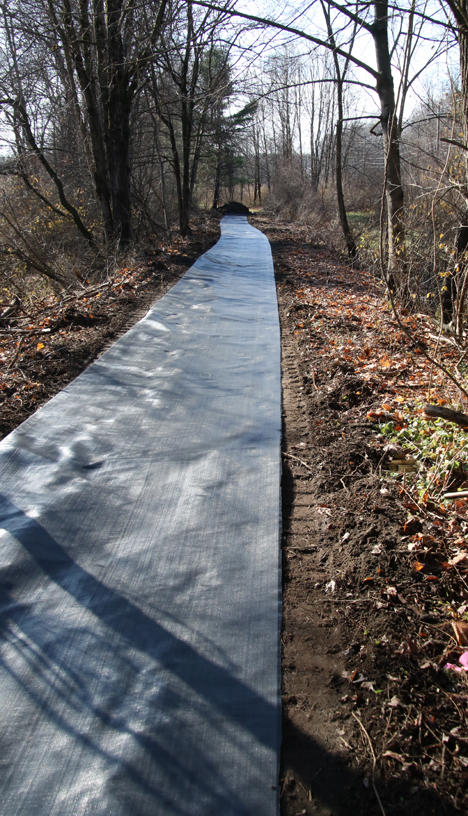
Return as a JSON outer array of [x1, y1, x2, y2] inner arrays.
[[273, 226, 465, 816]]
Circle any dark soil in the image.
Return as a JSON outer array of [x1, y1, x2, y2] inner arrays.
[[218, 201, 251, 215], [259, 216, 468, 816]]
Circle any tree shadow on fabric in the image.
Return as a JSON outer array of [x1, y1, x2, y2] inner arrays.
[[0, 492, 457, 816], [0, 493, 275, 815]]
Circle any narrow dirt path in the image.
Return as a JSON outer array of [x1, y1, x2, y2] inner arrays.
[[270, 222, 465, 816], [280, 318, 364, 815]]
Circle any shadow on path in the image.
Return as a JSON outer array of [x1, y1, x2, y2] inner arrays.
[[282, 716, 458, 815], [0, 493, 278, 814], [0, 494, 276, 750]]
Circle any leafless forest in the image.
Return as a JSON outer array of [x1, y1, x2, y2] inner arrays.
[[0, 0, 465, 328]]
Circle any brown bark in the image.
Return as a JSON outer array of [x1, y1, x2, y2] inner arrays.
[[372, 0, 405, 269], [106, 0, 133, 245], [50, 0, 167, 245], [60, 0, 114, 239], [212, 154, 222, 209], [321, 1, 356, 257], [424, 404, 468, 428]]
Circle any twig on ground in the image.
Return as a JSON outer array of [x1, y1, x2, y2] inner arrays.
[[352, 711, 387, 816], [427, 332, 458, 347], [339, 735, 354, 751], [0, 328, 49, 336], [283, 451, 313, 472], [6, 337, 23, 371], [307, 599, 375, 604], [444, 491, 468, 499]]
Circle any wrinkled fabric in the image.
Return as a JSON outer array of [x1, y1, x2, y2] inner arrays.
[[0, 216, 281, 815]]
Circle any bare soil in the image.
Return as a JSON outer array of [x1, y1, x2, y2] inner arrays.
[[262, 217, 468, 816]]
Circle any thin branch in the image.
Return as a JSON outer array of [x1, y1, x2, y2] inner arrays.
[[440, 136, 468, 153], [283, 451, 313, 472], [192, 1, 380, 80], [351, 712, 387, 816]]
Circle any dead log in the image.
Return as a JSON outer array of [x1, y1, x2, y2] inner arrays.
[[424, 404, 468, 428]]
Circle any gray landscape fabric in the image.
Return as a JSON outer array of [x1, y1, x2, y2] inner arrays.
[[0, 216, 282, 815]]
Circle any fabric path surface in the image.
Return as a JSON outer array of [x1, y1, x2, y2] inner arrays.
[[0, 216, 282, 816]]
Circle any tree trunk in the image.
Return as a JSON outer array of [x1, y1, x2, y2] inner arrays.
[[459, 6, 468, 182], [255, 155, 262, 205], [154, 123, 169, 232], [454, 16, 468, 330], [450, 215, 468, 328], [180, 103, 192, 236], [321, 1, 356, 257], [59, 0, 114, 240], [372, 0, 404, 271], [335, 107, 356, 257], [212, 152, 221, 209], [106, 0, 132, 246], [108, 91, 132, 245]]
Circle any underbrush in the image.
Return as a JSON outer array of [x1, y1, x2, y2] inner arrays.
[[0, 177, 105, 300], [378, 404, 468, 504]]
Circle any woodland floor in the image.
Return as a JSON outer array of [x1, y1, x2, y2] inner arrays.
[[1, 213, 468, 814], [0, 224, 218, 438]]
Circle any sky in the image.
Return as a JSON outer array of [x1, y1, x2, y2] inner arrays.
[[230, 0, 459, 120]]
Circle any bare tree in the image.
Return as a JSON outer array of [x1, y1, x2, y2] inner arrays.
[[321, 1, 357, 256], [193, 0, 439, 272], [149, 0, 239, 234], [0, 0, 168, 246]]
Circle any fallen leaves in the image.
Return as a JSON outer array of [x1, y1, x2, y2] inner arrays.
[[271, 220, 468, 810], [396, 639, 419, 655], [451, 620, 468, 647]]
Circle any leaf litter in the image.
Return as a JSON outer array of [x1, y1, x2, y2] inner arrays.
[[264, 216, 468, 816]]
